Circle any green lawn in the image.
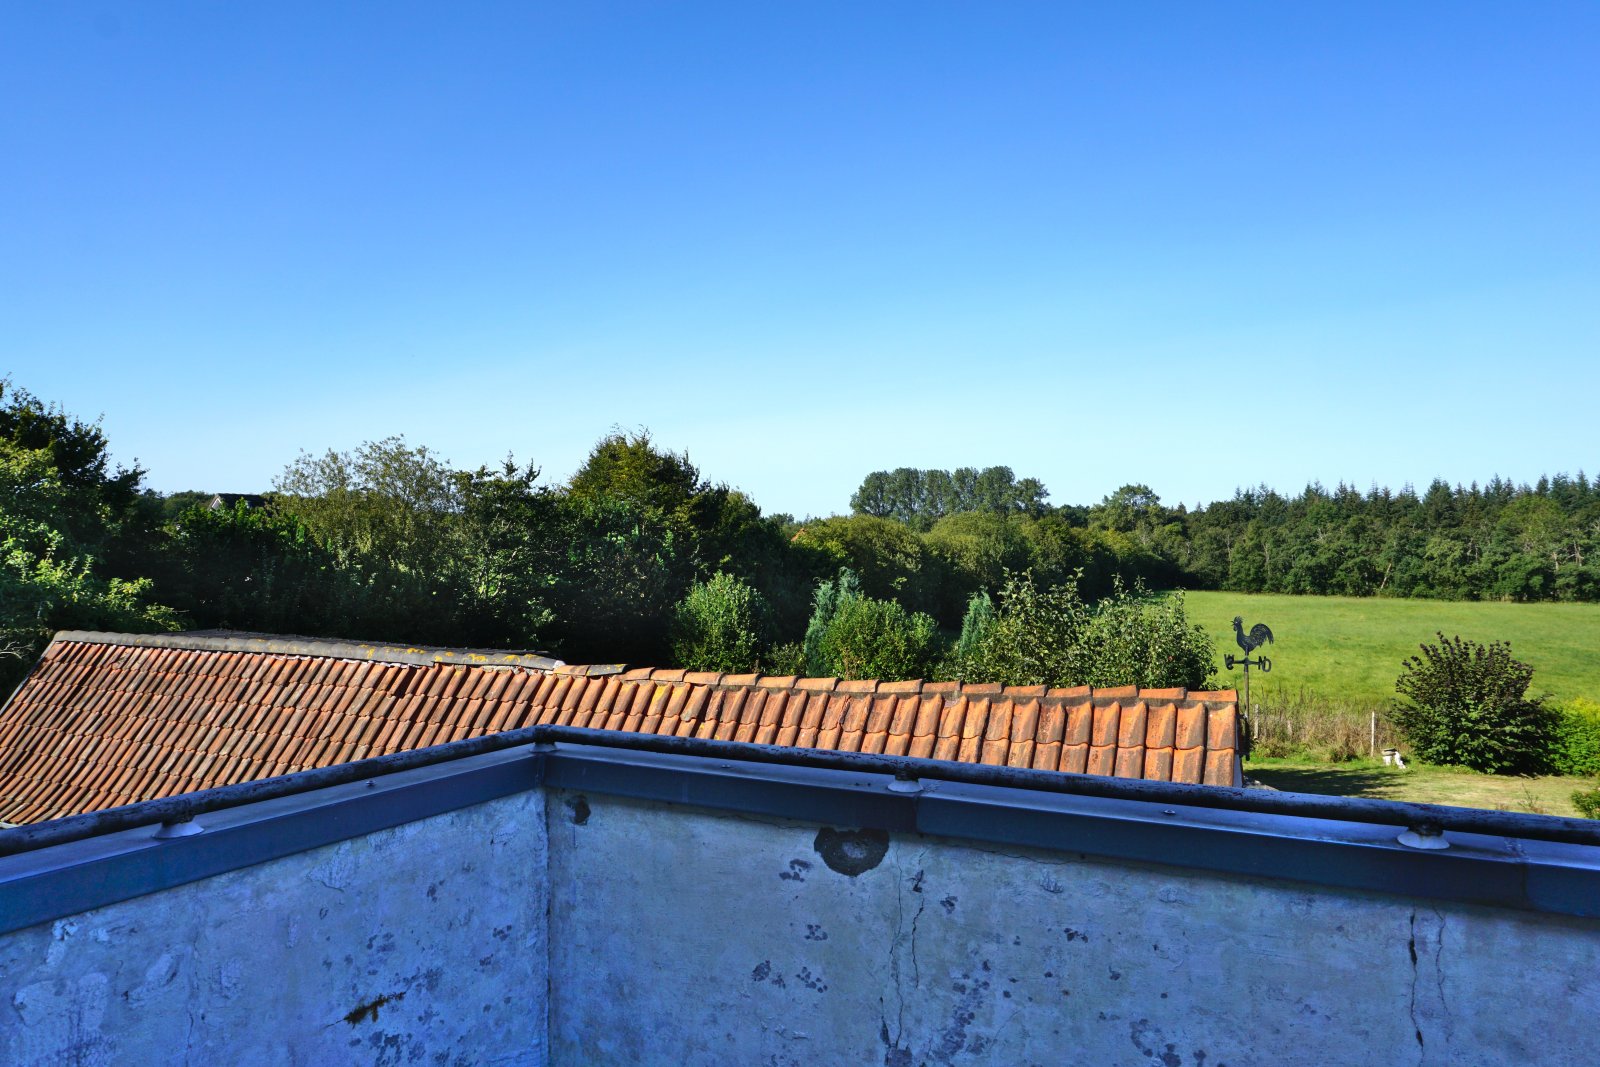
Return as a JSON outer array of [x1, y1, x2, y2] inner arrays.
[[1247, 757, 1594, 819], [1181, 590, 1600, 708]]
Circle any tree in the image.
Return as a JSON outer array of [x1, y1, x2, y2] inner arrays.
[[273, 436, 461, 576], [0, 385, 176, 694], [1393, 634, 1556, 774], [450, 459, 559, 648], [790, 515, 941, 617], [1075, 582, 1216, 690]]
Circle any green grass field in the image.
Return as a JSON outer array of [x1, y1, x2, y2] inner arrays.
[[1245, 757, 1593, 819], [1180, 590, 1600, 708]]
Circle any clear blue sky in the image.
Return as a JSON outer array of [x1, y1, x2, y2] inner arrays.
[[5, 3, 1597, 517]]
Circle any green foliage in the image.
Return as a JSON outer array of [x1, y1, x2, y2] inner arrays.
[[802, 568, 940, 680], [1393, 633, 1558, 774], [790, 516, 940, 616], [952, 591, 995, 666], [544, 492, 690, 664], [670, 572, 766, 673], [802, 569, 861, 675], [273, 436, 460, 577], [568, 429, 705, 517], [812, 595, 939, 682], [923, 511, 1030, 617], [851, 466, 1048, 529], [1077, 584, 1217, 690], [448, 460, 558, 648], [1550, 698, 1600, 777], [951, 571, 1093, 687], [763, 641, 806, 676], [0, 389, 176, 693], [1573, 783, 1600, 820], [952, 571, 1215, 689]]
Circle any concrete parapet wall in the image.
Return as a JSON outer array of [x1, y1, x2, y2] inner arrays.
[[548, 790, 1600, 1067], [0, 790, 548, 1067], [2, 755, 1598, 1066]]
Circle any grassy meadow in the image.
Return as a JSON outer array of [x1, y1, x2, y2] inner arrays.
[[1171, 591, 1600, 813], [1181, 590, 1600, 708], [1246, 758, 1594, 819]]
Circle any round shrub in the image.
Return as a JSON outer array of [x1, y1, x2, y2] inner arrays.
[[1551, 698, 1600, 777], [1393, 633, 1557, 774], [669, 572, 766, 673], [813, 594, 940, 681]]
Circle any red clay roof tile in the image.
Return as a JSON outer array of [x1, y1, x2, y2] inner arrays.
[[0, 633, 1241, 823]]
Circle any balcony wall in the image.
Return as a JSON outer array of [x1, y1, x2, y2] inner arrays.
[[0, 788, 548, 1067], [548, 788, 1600, 1066], [1, 742, 1597, 1066]]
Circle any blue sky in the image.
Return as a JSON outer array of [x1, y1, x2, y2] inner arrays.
[[5, 3, 1597, 517]]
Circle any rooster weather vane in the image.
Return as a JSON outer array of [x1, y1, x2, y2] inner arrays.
[[1225, 616, 1274, 712]]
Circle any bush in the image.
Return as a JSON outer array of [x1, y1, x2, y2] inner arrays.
[[948, 571, 1216, 690], [669, 572, 766, 673], [1550, 698, 1600, 777], [949, 570, 1092, 687], [1573, 783, 1600, 820], [802, 568, 940, 680], [1393, 633, 1557, 774], [1077, 582, 1216, 690]]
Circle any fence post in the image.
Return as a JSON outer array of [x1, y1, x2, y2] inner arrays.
[[1370, 710, 1376, 758]]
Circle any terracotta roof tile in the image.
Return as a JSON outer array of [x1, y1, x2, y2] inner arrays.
[[795, 677, 839, 692], [0, 633, 1241, 822], [1174, 702, 1207, 749]]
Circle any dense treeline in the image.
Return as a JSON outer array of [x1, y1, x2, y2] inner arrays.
[[4, 379, 1594, 699], [852, 468, 1600, 603]]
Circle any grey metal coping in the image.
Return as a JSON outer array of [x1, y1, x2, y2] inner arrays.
[[44, 629, 619, 672], [5, 723, 1600, 859], [0, 732, 1597, 937]]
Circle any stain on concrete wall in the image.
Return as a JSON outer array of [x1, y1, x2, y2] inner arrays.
[[544, 789, 1600, 1067], [0, 791, 549, 1067]]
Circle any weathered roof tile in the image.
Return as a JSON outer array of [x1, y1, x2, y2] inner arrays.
[[0, 632, 1242, 823]]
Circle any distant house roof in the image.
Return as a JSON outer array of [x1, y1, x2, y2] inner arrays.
[[0, 631, 1241, 825]]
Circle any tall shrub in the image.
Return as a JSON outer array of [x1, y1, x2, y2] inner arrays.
[[802, 569, 860, 675], [1550, 698, 1600, 777], [1078, 582, 1216, 690], [669, 572, 766, 673], [952, 571, 1215, 690], [802, 567, 939, 680], [951, 570, 1091, 687], [1393, 633, 1556, 774], [812, 595, 939, 681]]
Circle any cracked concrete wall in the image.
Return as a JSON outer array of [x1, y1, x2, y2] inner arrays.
[[0, 789, 549, 1067], [546, 790, 1600, 1067]]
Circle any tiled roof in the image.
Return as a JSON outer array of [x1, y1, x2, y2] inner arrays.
[[0, 632, 1242, 825]]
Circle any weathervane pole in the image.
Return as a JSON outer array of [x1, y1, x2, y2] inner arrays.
[[1225, 616, 1274, 721]]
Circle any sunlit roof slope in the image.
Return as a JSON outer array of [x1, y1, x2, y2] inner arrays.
[[0, 631, 1241, 824]]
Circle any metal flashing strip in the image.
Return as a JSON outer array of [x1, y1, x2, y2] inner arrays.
[[45, 629, 570, 671], [4, 739, 1596, 937], [541, 744, 1600, 920], [6, 723, 1600, 860]]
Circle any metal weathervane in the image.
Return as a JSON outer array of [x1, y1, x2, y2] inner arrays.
[[1225, 615, 1274, 713]]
